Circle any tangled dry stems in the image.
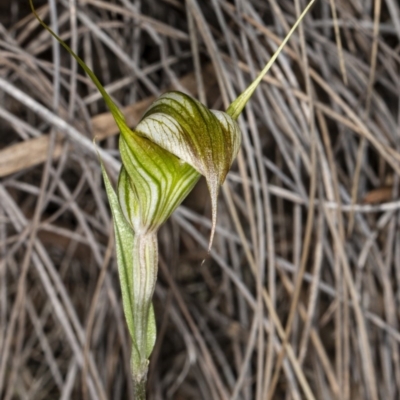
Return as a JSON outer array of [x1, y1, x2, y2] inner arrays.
[[1, 0, 400, 399]]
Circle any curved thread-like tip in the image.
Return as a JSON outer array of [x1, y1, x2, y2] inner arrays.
[[207, 179, 219, 255]]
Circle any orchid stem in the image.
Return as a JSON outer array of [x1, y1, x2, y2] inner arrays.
[[133, 378, 146, 400]]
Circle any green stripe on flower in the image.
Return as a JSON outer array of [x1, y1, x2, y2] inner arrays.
[[118, 131, 201, 234]]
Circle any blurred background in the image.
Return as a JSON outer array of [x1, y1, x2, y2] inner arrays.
[[1, 0, 400, 399]]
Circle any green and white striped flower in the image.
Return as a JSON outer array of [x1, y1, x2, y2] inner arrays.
[[97, 88, 243, 387], [131, 91, 241, 242], [30, 0, 315, 394], [103, 92, 241, 381]]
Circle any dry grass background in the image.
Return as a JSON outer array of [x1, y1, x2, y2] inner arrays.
[[1, 0, 400, 399]]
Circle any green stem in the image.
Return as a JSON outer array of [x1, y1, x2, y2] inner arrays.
[[133, 377, 146, 400]]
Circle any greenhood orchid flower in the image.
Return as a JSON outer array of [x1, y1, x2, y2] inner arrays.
[[109, 92, 241, 383], [132, 91, 241, 241], [30, 0, 315, 396]]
